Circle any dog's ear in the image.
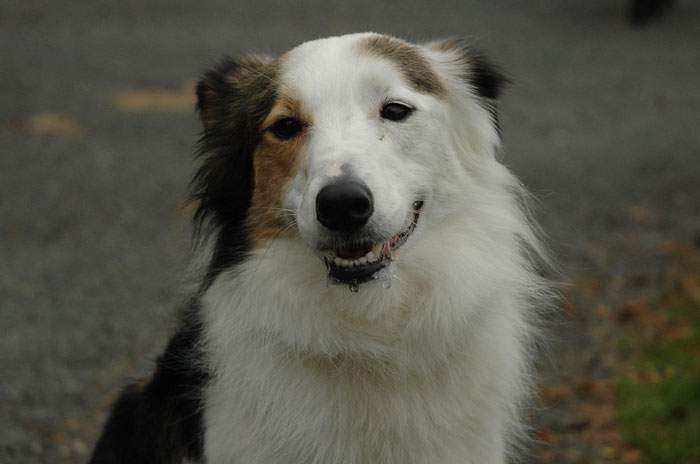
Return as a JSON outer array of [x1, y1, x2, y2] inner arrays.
[[196, 55, 276, 133], [428, 39, 509, 101], [428, 39, 508, 135], [191, 56, 277, 246]]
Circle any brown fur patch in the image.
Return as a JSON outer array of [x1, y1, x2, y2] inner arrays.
[[247, 97, 310, 246], [356, 35, 444, 95]]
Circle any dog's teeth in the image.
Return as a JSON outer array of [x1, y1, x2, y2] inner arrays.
[[383, 242, 392, 258], [357, 257, 368, 265], [334, 257, 343, 266], [365, 251, 376, 262]]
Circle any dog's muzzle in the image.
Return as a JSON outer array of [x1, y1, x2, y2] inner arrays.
[[314, 179, 423, 291]]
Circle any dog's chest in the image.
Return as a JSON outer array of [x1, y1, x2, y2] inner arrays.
[[201, 356, 485, 464]]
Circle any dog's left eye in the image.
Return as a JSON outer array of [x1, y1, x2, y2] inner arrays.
[[380, 102, 414, 122]]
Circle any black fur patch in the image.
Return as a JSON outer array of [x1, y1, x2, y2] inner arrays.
[[91, 57, 276, 462], [191, 56, 278, 289], [89, 305, 209, 464], [467, 52, 507, 101], [432, 39, 509, 134], [467, 51, 508, 135]]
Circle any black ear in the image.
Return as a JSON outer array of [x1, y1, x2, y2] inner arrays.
[[191, 56, 277, 285], [466, 52, 507, 101], [430, 39, 508, 135], [195, 58, 240, 132], [429, 39, 509, 101]]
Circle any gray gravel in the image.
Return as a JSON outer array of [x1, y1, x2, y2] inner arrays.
[[1, 1, 699, 463]]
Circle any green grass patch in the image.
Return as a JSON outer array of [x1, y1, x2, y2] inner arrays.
[[616, 269, 700, 464]]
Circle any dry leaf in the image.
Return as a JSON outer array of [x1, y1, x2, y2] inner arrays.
[[536, 449, 556, 463], [663, 321, 694, 342], [112, 81, 196, 113], [595, 304, 611, 320], [537, 428, 560, 444], [540, 385, 574, 403], [627, 205, 653, 224], [600, 446, 617, 459], [617, 298, 650, 324], [681, 274, 700, 304], [28, 112, 84, 138], [621, 449, 642, 463]]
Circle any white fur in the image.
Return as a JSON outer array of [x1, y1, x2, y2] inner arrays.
[[200, 33, 551, 464]]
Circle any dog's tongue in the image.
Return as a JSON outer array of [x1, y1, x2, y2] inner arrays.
[[336, 244, 373, 260]]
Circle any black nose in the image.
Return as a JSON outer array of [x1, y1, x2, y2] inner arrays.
[[316, 179, 373, 232]]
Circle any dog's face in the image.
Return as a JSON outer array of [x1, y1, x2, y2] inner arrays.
[[194, 33, 505, 289]]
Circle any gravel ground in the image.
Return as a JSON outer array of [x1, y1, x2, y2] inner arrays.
[[1, 1, 699, 463]]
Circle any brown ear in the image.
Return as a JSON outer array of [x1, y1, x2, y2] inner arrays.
[[429, 39, 509, 101]]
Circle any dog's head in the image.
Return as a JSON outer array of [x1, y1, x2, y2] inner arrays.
[[193, 33, 506, 290]]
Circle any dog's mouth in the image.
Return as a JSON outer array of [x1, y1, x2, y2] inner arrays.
[[323, 200, 424, 291]]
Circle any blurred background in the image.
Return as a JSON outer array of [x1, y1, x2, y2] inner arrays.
[[1, 1, 699, 463]]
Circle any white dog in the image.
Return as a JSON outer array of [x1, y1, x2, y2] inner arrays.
[[90, 33, 552, 464]]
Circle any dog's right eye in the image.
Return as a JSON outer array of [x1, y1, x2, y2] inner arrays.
[[270, 117, 303, 140], [380, 102, 414, 122]]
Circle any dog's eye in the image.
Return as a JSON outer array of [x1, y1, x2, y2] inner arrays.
[[270, 117, 303, 140], [380, 102, 414, 122]]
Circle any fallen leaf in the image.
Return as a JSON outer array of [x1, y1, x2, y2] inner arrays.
[[663, 321, 694, 342], [662, 366, 678, 380], [537, 428, 560, 444], [540, 384, 574, 403], [659, 240, 684, 253], [27, 112, 84, 138], [600, 352, 620, 369], [575, 378, 613, 401], [617, 298, 650, 324], [621, 449, 642, 463], [681, 274, 700, 304], [595, 304, 611, 320], [627, 205, 653, 224], [563, 448, 583, 461], [537, 450, 556, 463], [112, 81, 196, 113], [601, 446, 617, 459], [561, 415, 590, 431]]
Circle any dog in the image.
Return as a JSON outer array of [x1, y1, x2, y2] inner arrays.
[[89, 32, 552, 464]]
